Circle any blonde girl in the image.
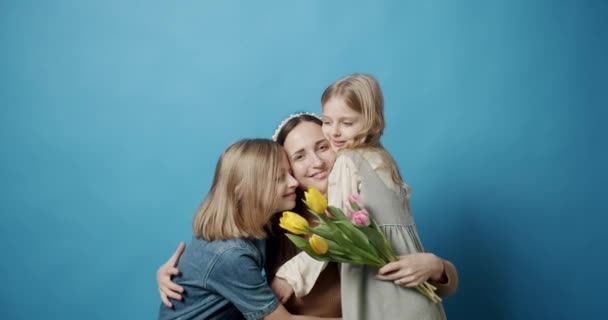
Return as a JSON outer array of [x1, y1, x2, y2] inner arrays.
[[321, 74, 456, 320], [157, 139, 337, 320]]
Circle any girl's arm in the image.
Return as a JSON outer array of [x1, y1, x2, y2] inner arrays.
[[375, 253, 459, 297], [428, 259, 459, 296]]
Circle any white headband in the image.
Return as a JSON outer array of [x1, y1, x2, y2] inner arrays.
[[271, 112, 322, 142]]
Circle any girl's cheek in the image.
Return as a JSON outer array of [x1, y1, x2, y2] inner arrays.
[[321, 127, 332, 139]]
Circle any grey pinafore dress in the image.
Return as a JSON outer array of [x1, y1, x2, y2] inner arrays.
[[340, 150, 447, 320]]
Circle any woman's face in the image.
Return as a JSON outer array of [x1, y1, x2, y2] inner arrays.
[[282, 121, 336, 195]]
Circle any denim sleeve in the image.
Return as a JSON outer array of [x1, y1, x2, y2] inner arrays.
[[206, 246, 279, 320]]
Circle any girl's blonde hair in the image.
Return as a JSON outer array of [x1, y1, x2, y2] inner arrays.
[[193, 139, 284, 240], [321, 73, 411, 199]]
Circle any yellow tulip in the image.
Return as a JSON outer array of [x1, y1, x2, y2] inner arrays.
[[279, 211, 309, 235], [304, 186, 328, 214], [309, 235, 329, 255]]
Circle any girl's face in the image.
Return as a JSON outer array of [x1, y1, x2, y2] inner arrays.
[[321, 96, 364, 151], [283, 121, 336, 195], [272, 153, 299, 213]]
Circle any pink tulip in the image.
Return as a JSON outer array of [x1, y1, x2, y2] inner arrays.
[[348, 193, 364, 208], [350, 209, 370, 227]]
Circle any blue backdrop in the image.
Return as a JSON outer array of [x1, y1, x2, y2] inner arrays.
[[1, 1, 606, 319]]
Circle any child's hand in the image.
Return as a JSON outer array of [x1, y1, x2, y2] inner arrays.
[[375, 253, 444, 287], [271, 277, 294, 303], [157, 242, 186, 308]]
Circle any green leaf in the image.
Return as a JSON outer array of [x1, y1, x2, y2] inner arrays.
[[285, 229, 386, 268], [327, 206, 348, 221], [334, 220, 370, 247], [309, 224, 335, 239], [284, 234, 309, 249], [369, 218, 397, 260], [325, 239, 353, 256], [348, 200, 361, 211], [359, 226, 392, 263], [327, 221, 387, 266]]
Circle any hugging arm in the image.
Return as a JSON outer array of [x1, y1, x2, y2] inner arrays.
[[157, 242, 186, 307]]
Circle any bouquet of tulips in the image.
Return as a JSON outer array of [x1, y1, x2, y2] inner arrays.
[[279, 187, 441, 303]]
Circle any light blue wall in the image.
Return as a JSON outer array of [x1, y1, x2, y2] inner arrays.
[[1, 1, 606, 319]]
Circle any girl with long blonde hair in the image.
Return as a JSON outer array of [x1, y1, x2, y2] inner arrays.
[[157, 139, 338, 320]]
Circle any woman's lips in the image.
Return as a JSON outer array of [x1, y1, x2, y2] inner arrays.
[[310, 171, 328, 180], [284, 192, 296, 200]]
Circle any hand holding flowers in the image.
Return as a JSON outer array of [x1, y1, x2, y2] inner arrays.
[[279, 187, 441, 303], [376, 253, 446, 289]]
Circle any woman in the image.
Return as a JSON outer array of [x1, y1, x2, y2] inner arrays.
[[157, 113, 458, 316], [266, 113, 342, 316]]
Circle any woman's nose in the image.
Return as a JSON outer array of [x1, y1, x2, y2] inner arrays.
[[310, 153, 324, 167]]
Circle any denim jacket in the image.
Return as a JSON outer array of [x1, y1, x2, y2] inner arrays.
[[158, 236, 279, 320]]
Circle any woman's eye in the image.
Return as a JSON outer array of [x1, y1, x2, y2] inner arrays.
[[343, 122, 353, 126]]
